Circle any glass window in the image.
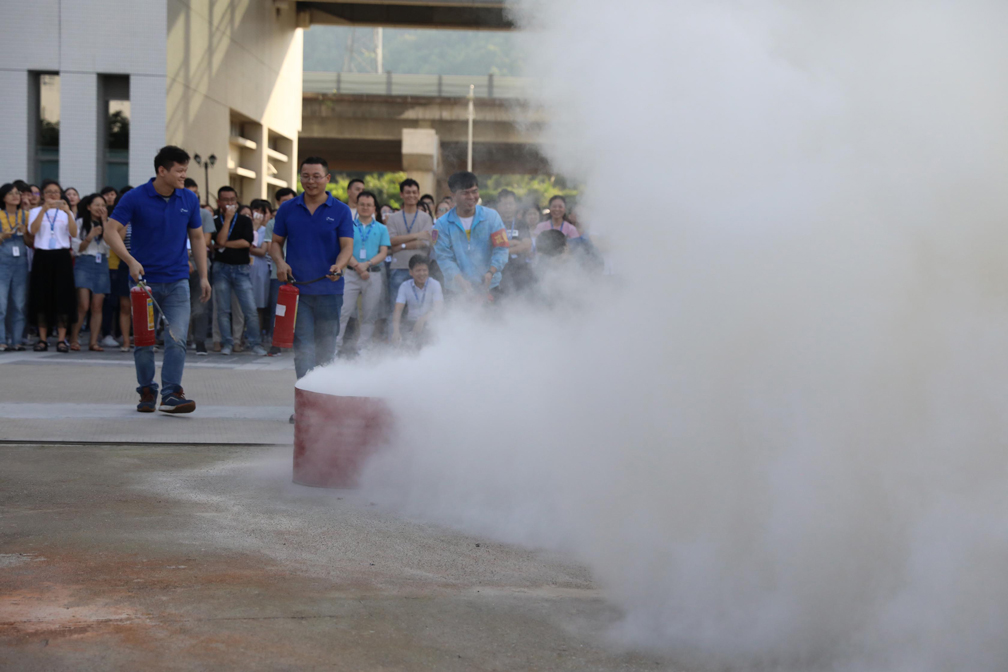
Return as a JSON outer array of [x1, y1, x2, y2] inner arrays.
[[106, 100, 130, 189], [38, 74, 60, 182]]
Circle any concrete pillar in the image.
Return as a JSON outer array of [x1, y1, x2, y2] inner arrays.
[[252, 123, 268, 200], [59, 72, 100, 191], [401, 128, 441, 197], [0, 71, 31, 182], [129, 74, 168, 187]]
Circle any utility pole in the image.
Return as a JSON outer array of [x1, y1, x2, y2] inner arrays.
[[467, 84, 475, 172], [375, 27, 383, 73]]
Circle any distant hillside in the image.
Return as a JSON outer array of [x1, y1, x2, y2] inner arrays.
[[303, 26, 525, 76]]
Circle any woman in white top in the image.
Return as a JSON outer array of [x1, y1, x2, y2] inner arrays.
[[28, 179, 77, 352], [70, 193, 112, 351]]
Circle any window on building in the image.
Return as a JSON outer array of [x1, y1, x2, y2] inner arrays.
[[37, 74, 60, 182], [106, 100, 130, 189]]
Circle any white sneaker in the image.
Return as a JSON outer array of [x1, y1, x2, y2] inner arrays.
[[101, 335, 119, 348], [221, 345, 232, 356], [252, 345, 267, 356]]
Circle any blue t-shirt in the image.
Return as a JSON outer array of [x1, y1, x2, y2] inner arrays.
[[110, 178, 202, 283], [352, 218, 391, 264], [272, 193, 354, 295]]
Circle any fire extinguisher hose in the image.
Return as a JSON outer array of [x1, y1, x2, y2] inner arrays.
[[287, 269, 344, 286]]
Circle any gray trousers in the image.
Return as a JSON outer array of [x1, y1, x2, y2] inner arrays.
[[336, 270, 383, 348]]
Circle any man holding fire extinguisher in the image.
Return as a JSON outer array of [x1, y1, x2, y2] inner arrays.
[[104, 146, 211, 413], [269, 157, 354, 412]]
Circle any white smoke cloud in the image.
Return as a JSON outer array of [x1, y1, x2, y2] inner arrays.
[[301, 1, 1008, 669]]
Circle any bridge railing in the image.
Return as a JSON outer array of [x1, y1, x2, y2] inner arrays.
[[303, 71, 536, 99]]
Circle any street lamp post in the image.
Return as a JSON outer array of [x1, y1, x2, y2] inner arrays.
[[192, 153, 217, 207], [467, 84, 475, 172]]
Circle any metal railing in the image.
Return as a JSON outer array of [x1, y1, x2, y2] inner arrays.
[[303, 71, 536, 99]]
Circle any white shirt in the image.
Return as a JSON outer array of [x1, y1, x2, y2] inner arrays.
[[73, 219, 111, 258], [29, 206, 72, 250], [395, 278, 443, 321], [460, 216, 474, 233]]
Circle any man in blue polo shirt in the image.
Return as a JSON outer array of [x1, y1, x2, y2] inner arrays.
[[105, 145, 211, 413], [270, 157, 354, 393]]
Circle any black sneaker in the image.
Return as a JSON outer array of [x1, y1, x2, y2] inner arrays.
[[196, 341, 208, 356], [137, 386, 157, 413], [160, 388, 196, 414], [268, 345, 282, 357]]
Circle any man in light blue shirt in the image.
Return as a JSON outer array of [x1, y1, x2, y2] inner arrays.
[[433, 171, 509, 298], [335, 191, 389, 352]]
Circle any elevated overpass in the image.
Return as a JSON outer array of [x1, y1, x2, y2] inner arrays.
[[300, 71, 548, 194], [298, 0, 512, 30]]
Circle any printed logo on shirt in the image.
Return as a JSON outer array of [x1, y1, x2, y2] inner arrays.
[[180, 208, 189, 213], [326, 217, 335, 222]]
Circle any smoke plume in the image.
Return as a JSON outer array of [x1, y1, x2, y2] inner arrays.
[[302, 2, 1008, 669]]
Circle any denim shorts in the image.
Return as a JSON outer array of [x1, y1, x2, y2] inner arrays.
[[74, 255, 111, 294]]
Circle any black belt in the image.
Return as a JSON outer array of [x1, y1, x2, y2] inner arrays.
[[368, 265, 383, 272]]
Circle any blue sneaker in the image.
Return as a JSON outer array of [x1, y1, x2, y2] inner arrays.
[[159, 388, 196, 414], [137, 386, 157, 413]]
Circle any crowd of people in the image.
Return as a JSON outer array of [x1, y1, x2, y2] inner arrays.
[[0, 162, 600, 357]]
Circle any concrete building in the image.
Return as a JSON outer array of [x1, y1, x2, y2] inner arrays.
[[0, 0, 303, 204]]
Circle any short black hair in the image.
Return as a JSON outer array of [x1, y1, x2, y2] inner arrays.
[[536, 229, 568, 258], [399, 178, 420, 193], [299, 156, 329, 172], [250, 198, 273, 213], [183, 177, 198, 189], [347, 178, 364, 190], [13, 180, 30, 193], [100, 185, 117, 195], [420, 193, 435, 202], [497, 189, 517, 201], [548, 195, 567, 206], [0, 183, 16, 205], [154, 145, 190, 173], [40, 179, 63, 197], [447, 172, 478, 193], [217, 185, 237, 198], [356, 190, 378, 206], [275, 187, 296, 202], [408, 255, 430, 271]]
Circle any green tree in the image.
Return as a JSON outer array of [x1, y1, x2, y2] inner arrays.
[[324, 172, 409, 209]]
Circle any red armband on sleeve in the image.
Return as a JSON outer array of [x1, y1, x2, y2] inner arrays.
[[490, 228, 509, 248]]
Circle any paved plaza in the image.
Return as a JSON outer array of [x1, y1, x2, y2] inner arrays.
[[0, 352, 676, 670]]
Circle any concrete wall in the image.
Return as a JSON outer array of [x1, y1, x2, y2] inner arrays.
[[166, 0, 303, 204], [0, 0, 166, 190]]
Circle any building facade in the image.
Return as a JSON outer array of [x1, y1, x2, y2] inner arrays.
[[0, 0, 302, 205]]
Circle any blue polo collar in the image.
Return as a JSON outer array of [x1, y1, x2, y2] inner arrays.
[[293, 192, 337, 211], [142, 177, 179, 201]]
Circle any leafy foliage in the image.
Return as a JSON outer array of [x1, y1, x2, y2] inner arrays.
[[311, 172, 581, 211]]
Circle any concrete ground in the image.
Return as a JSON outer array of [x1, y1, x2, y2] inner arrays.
[[0, 353, 678, 671]]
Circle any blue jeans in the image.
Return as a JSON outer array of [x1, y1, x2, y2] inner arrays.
[[133, 279, 191, 398], [0, 247, 29, 346], [388, 268, 411, 313], [293, 293, 343, 379], [213, 263, 261, 348]]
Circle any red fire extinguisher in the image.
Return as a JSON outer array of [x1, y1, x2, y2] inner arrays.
[[131, 284, 156, 347], [272, 283, 299, 349]]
